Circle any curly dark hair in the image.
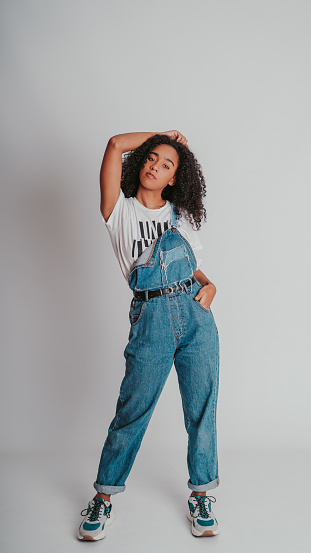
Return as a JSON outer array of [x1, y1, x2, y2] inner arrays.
[[120, 134, 207, 230]]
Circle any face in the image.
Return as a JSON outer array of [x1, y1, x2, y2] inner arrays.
[[138, 144, 179, 193]]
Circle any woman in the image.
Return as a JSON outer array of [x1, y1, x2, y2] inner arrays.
[[78, 130, 220, 541]]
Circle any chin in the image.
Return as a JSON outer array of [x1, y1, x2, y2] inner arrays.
[[140, 180, 158, 190]]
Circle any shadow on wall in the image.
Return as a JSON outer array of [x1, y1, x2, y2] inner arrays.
[[5, 159, 129, 453]]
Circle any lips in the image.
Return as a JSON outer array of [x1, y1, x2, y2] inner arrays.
[[146, 172, 156, 179]]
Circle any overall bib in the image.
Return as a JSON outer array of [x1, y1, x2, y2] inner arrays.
[[94, 204, 220, 495]]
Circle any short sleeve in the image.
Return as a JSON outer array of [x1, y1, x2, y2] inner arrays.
[[177, 216, 204, 271], [191, 237, 203, 271], [102, 188, 126, 231]]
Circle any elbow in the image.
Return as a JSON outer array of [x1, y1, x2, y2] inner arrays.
[[108, 136, 119, 149]]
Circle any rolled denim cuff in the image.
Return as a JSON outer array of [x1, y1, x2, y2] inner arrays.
[[93, 481, 126, 495], [187, 476, 220, 492]]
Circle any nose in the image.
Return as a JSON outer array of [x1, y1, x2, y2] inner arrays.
[[150, 161, 158, 172]]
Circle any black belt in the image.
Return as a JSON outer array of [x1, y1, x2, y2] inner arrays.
[[133, 276, 196, 301]]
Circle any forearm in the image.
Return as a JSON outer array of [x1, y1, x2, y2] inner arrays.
[[110, 131, 161, 154], [193, 269, 216, 309], [194, 269, 216, 290]]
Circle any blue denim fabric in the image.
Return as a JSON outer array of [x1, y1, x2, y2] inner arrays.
[[94, 205, 220, 495]]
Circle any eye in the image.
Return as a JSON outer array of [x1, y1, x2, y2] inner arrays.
[[164, 164, 169, 169]]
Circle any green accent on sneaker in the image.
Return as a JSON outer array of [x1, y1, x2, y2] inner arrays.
[[83, 522, 100, 531], [197, 519, 215, 527]]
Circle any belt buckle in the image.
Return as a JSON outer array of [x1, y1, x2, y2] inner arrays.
[[168, 286, 174, 294]]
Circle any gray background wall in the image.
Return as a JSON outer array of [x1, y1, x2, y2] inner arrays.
[[1, 0, 310, 458]]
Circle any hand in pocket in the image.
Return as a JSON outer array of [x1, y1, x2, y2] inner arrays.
[[194, 283, 216, 311]]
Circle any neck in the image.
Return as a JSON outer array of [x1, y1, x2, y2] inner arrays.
[[135, 189, 166, 209]]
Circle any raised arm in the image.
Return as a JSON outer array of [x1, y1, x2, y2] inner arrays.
[[100, 130, 188, 222], [100, 132, 161, 222]]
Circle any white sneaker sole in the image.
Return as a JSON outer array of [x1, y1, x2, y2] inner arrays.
[[77, 509, 115, 541], [187, 511, 220, 537]]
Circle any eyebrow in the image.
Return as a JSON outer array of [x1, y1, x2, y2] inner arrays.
[[149, 151, 175, 167]]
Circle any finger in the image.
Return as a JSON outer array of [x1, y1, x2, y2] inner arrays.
[[178, 137, 188, 147], [198, 297, 211, 310]]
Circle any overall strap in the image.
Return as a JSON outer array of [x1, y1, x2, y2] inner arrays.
[[171, 203, 179, 229]]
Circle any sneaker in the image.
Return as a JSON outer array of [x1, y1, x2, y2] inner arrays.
[[77, 496, 114, 541], [187, 495, 219, 537]]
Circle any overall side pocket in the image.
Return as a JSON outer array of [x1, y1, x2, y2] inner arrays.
[[129, 298, 146, 326], [190, 280, 211, 314]]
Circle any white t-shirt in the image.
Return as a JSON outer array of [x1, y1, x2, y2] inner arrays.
[[103, 189, 203, 281]]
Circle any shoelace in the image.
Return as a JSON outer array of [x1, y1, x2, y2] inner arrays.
[[80, 498, 111, 521], [192, 495, 216, 519]]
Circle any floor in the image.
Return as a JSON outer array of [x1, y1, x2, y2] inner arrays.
[[1, 446, 310, 553]]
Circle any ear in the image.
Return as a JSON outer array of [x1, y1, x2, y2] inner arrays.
[[168, 175, 176, 187]]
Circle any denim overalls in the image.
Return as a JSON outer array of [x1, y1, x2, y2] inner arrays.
[[94, 203, 220, 495]]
